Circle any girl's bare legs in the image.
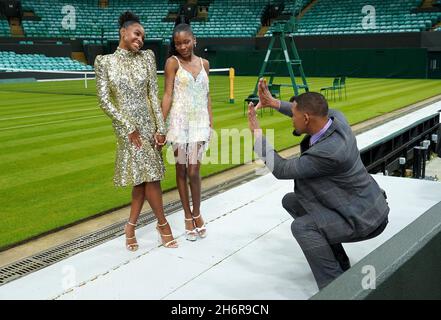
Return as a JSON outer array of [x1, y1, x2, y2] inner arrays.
[[174, 146, 197, 236], [187, 163, 201, 217], [144, 180, 178, 247], [125, 183, 145, 250], [188, 142, 206, 236]]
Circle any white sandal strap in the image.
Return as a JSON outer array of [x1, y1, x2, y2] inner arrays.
[[157, 221, 169, 227], [192, 214, 201, 219], [160, 233, 173, 237], [127, 221, 137, 226], [164, 239, 177, 247]]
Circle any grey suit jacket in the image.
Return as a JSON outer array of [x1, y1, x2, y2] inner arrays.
[[254, 101, 389, 242]]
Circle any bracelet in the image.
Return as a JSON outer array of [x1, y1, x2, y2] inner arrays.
[[156, 140, 167, 146], [154, 134, 167, 146]]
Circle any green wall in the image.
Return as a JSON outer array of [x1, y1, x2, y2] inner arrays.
[[366, 231, 441, 300], [209, 48, 428, 78], [311, 202, 441, 300]]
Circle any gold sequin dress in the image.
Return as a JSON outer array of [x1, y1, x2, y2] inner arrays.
[[95, 47, 166, 187]]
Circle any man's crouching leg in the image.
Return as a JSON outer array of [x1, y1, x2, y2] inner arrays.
[[291, 215, 344, 290], [282, 192, 307, 219]]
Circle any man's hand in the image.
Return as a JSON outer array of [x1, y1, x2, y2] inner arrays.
[[255, 78, 280, 112], [247, 102, 262, 138], [129, 129, 142, 149]]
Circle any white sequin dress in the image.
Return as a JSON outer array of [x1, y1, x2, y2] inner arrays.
[[166, 56, 211, 161]]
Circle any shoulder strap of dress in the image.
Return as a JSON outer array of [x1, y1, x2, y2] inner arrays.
[[173, 55, 181, 67], [200, 57, 204, 68]]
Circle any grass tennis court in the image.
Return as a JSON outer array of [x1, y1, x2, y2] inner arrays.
[[1, 76, 441, 249]]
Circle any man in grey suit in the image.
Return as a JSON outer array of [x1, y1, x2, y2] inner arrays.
[[247, 79, 389, 290]]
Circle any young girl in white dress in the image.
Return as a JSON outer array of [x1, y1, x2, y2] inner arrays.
[[162, 23, 213, 241], [96, 12, 178, 251]]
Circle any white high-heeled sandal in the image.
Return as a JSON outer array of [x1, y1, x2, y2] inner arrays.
[[124, 221, 139, 252], [185, 218, 198, 241], [193, 214, 207, 238], [156, 221, 178, 248]]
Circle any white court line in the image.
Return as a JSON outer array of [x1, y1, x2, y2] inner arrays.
[[0, 68, 231, 74], [0, 115, 104, 131], [0, 108, 99, 121], [1, 68, 230, 79], [34, 68, 231, 82], [0, 68, 95, 75], [38, 78, 96, 82]]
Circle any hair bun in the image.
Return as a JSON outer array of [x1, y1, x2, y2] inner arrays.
[[174, 15, 191, 28], [118, 11, 140, 29]]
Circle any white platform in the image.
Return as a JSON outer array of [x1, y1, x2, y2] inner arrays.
[[1, 101, 440, 300], [356, 100, 441, 150]]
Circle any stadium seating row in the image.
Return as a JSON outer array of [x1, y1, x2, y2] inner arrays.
[[21, 0, 179, 39], [3, 0, 441, 39], [266, 0, 441, 36], [20, 0, 265, 39], [281, 0, 311, 16], [0, 18, 10, 36], [0, 51, 93, 71], [189, 0, 264, 38]]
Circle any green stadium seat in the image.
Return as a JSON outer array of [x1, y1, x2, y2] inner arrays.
[[294, 0, 441, 36], [11, 0, 441, 40], [0, 50, 92, 71]]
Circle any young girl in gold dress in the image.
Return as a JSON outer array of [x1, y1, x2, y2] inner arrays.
[[95, 12, 178, 250]]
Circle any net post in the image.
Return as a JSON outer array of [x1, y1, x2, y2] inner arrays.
[[229, 67, 235, 104]]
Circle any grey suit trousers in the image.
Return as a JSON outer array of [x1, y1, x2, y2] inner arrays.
[[282, 192, 387, 290]]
